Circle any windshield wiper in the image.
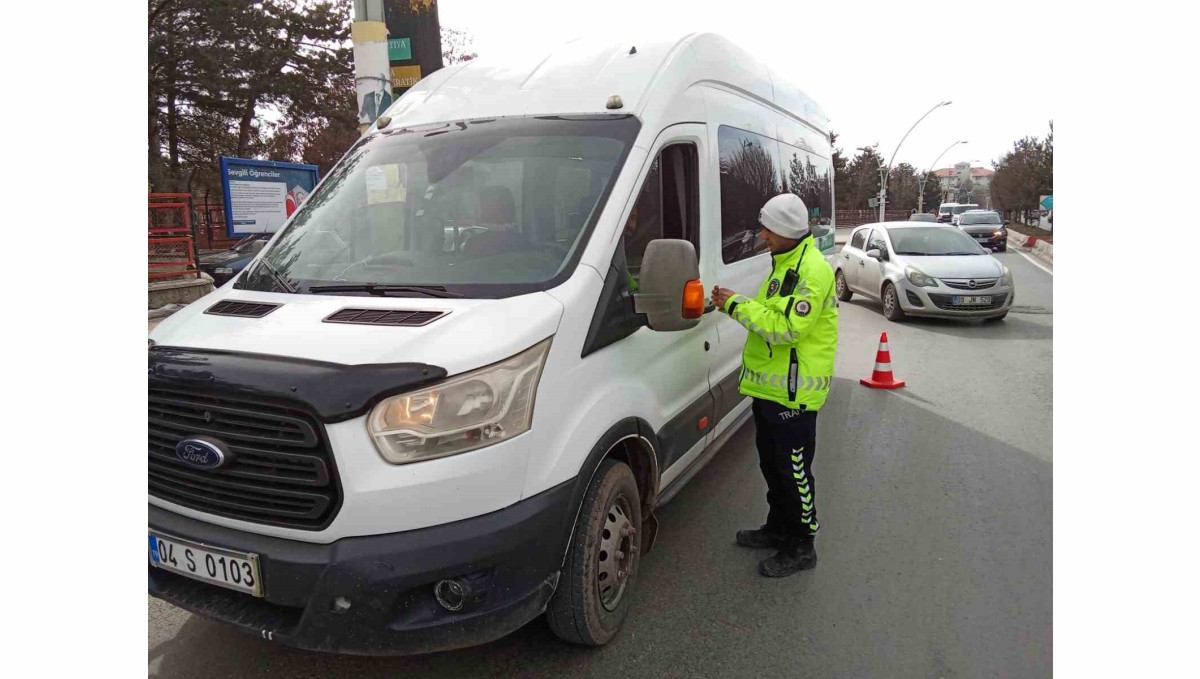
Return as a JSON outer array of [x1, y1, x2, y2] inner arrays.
[[307, 283, 465, 298], [256, 259, 296, 293]]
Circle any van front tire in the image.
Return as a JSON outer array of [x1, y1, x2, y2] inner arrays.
[[546, 459, 642, 646]]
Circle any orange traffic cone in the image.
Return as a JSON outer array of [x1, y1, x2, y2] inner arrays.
[[860, 332, 906, 389]]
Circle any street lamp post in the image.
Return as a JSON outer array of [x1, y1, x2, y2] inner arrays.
[[880, 100, 951, 222], [920, 140, 967, 214]]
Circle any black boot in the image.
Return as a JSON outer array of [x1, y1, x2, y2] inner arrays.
[[758, 541, 817, 577], [736, 526, 784, 549]]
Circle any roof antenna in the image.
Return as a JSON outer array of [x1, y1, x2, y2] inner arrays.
[[629, 45, 637, 55]]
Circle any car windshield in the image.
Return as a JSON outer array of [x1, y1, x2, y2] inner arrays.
[[890, 227, 987, 255], [236, 115, 639, 297], [231, 235, 261, 253], [959, 213, 1001, 225]]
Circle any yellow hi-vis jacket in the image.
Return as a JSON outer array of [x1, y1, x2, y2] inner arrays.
[[722, 235, 839, 411]]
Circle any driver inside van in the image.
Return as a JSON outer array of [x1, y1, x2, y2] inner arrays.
[[462, 186, 530, 258]]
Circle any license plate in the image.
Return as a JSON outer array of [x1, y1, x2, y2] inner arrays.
[[149, 531, 263, 597], [952, 295, 992, 305]]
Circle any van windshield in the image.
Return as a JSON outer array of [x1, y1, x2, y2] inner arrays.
[[237, 115, 640, 298]]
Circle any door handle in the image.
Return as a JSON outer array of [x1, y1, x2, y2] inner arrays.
[[703, 302, 717, 315], [859, 261, 865, 267]]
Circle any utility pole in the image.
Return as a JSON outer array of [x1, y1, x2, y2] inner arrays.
[[352, 0, 392, 133], [880, 101, 951, 224], [921, 140, 967, 214]]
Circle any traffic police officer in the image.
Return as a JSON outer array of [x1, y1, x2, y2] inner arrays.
[[710, 193, 839, 578]]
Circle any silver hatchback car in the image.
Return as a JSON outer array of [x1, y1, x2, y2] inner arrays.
[[834, 222, 1013, 322]]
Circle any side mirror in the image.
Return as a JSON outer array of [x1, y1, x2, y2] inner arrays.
[[633, 239, 702, 331], [866, 248, 883, 261]]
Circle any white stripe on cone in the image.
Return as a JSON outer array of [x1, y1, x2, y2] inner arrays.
[[874, 362, 892, 372], [879, 343, 889, 352]]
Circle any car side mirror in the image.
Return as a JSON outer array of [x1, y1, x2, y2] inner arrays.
[[866, 248, 883, 261], [633, 239, 702, 331]]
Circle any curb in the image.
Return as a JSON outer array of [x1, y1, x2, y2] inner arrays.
[[1006, 228, 1053, 267]]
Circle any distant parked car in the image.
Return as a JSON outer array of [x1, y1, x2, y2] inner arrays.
[[909, 213, 938, 222], [198, 234, 269, 286], [833, 222, 1013, 322], [957, 210, 1008, 252]]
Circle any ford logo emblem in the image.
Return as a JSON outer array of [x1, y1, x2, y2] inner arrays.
[[174, 437, 231, 469]]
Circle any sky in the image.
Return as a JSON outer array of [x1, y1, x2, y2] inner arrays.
[[438, 0, 1054, 172]]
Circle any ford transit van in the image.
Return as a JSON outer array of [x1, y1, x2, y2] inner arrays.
[[149, 32, 835, 654]]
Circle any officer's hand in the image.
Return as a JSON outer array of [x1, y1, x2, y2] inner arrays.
[[711, 286, 735, 310]]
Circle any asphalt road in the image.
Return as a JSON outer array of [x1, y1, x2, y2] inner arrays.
[[149, 249, 1053, 678]]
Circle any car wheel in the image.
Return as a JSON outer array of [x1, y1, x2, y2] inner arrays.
[[882, 282, 906, 322], [984, 312, 1007, 322], [546, 459, 642, 646], [835, 270, 852, 302]]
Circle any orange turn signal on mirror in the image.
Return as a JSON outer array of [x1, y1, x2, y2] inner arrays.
[[682, 279, 705, 319]]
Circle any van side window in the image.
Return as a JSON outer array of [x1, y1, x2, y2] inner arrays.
[[778, 142, 833, 250], [718, 125, 783, 263], [850, 229, 867, 250], [622, 143, 700, 287]]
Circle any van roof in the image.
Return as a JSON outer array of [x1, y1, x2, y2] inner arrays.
[[379, 33, 828, 135]]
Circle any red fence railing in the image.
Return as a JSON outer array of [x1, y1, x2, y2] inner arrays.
[[148, 193, 200, 280], [835, 209, 919, 228]]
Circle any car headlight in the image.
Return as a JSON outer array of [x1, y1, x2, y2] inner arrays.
[[993, 230, 1005, 237], [368, 338, 552, 464], [1001, 265, 1013, 286], [905, 266, 938, 288], [214, 267, 234, 275]]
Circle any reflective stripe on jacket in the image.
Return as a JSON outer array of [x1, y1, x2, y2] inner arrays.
[[722, 235, 839, 411]]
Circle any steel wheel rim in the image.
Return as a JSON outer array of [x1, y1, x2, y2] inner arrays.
[[884, 286, 896, 316], [596, 493, 636, 611], [836, 272, 845, 296]]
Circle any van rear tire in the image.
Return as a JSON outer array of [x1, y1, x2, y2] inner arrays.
[[546, 459, 642, 646]]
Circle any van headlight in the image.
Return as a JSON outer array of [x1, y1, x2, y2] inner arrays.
[[367, 338, 552, 464], [905, 266, 938, 288]]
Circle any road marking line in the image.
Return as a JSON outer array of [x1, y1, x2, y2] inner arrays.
[[1015, 249, 1053, 276]]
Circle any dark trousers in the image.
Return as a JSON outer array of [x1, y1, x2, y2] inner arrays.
[[752, 398, 819, 546]]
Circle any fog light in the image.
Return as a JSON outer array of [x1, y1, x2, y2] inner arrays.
[[435, 579, 470, 612], [331, 596, 352, 613]]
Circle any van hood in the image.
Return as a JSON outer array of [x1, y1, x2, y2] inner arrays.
[[897, 254, 1003, 279], [150, 288, 565, 377]]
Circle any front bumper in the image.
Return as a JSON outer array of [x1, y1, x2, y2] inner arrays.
[[896, 279, 1012, 318], [148, 478, 575, 656], [965, 233, 1007, 249]]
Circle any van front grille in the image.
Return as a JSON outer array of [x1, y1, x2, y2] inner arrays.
[[148, 388, 340, 529]]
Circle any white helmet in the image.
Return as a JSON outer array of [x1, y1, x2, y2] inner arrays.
[[758, 193, 811, 240]]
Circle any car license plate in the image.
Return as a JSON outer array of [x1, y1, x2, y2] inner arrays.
[[149, 531, 263, 597], [952, 295, 992, 306]]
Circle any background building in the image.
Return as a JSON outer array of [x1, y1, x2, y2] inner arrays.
[[934, 162, 996, 205]]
